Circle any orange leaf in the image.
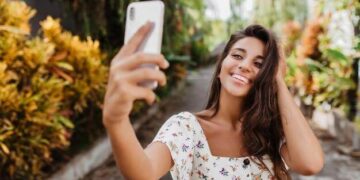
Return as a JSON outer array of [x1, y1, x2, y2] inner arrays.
[[49, 67, 74, 83], [50, 51, 68, 62]]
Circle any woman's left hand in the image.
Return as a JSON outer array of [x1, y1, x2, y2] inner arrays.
[[276, 44, 287, 83]]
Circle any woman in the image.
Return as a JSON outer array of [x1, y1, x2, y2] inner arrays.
[[103, 23, 324, 179]]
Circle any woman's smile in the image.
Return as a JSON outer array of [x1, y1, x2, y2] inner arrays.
[[230, 72, 250, 86]]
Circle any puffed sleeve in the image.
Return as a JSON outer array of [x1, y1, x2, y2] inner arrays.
[[151, 112, 194, 180]]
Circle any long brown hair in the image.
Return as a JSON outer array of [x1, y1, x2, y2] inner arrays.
[[204, 24, 289, 179]]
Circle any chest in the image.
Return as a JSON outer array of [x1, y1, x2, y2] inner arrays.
[[198, 119, 246, 157]]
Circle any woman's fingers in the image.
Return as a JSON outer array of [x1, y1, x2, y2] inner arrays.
[[114, 53, 169, 71], [103, 82, 156, 122], [111, 82, 156, 105], [111, 67, 166, 88], [127, 67, 167, 86], [104, 22, 164, 124], [117, 22, 153, 58], [129, 86, 157, 105]]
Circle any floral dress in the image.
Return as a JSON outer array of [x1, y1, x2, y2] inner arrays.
[[152, 112, 285, 180]]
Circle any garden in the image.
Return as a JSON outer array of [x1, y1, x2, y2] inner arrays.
[[0, 0, 359, 179]]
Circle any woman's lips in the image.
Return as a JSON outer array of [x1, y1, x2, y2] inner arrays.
[[231, 73, 249, 85]]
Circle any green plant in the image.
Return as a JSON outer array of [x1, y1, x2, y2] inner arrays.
[[0, 0, 107, 178], [226, 0, 246, 35], [59, 0, 212, 67], [287, 0, 360, 115], [251, 0, 308, 29]]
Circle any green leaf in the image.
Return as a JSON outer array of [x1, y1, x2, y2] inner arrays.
[[55, 62, 74, 71], [305, 58, 326, 72], [335, 76, 356, 89], [324, 48, 348, 65], [56, 115, 74, 129]]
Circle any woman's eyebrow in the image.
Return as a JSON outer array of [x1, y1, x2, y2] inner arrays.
[[255, 55, 264, 60], [233, 48, 264, 60], [233, 48, 246, 53]]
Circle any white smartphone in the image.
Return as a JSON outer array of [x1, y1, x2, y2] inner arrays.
[[124, 1, 165, 89]]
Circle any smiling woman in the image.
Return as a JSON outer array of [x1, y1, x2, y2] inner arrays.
[[219, 36, 265, 97], [195, 25, 291, 179], [103, 24, 324, 180]]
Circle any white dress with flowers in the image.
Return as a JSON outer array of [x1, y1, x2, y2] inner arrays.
[[152, 111, 282, 180]]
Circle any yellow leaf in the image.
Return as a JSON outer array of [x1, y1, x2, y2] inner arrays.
[[55, 62, 74, 71], [0, 25, 29, 35], [0, 143, 10, 155], [27, 101, 38, 112], [0, 131, 14, 141]]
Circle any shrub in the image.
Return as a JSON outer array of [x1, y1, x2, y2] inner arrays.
[[0, 0, 107, 178]]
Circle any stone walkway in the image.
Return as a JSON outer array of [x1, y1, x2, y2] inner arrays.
[[291, 139, 360, 180], [84, 65, 360, 180]]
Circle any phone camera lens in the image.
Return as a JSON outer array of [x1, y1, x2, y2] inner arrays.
[[129, 7, 135, 20]]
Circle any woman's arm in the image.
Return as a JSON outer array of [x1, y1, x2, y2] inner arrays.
[[104, 119, 173, 179], [103, 22, 173, 179], [276, 48, 324, 175]]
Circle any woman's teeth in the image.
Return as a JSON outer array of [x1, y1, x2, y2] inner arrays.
[[231, 73, 249, 84]]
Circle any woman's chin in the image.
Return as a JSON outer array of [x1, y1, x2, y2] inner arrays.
[[224, 86, 249, 98], [229, 92, 248, 98]]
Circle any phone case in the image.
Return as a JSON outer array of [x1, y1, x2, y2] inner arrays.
[[125, 1, 164, 89]]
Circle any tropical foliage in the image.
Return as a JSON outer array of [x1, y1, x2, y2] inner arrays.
[[286, 0, 359, 115], [59, 0, 212, 67], [245, 0, 359, 117], [0, 0, 107, 178], [1, 0, 359, 178]]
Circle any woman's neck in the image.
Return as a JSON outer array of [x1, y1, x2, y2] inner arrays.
[[213, 88, 244, 129]]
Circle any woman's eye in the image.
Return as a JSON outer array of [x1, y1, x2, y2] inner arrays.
[[254, 62, 263, 68], [232, 54, 243, 60]]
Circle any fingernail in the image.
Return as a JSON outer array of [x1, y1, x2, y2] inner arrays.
[[146, 21, 154, 28]]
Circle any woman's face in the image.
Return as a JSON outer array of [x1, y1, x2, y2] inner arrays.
[[219, 37, 265, 97]]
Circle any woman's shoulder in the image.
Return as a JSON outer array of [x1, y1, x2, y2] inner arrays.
[[154, 112, 197, 143], [160, 111, 207, 138], [167, 111, 195, 124], [162, 111, 203, 135]]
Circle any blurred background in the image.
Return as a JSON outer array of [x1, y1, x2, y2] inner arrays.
[[0, 0, 359, 179]]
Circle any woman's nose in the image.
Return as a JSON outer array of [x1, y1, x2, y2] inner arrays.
[[237, 59, 251, 72]]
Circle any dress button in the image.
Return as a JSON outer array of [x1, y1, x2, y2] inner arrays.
[[243, 158, 250, 166], [243, 158, 250, 169]]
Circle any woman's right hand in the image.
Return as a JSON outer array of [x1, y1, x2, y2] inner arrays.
[[103, 22, 169, 127]]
